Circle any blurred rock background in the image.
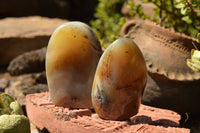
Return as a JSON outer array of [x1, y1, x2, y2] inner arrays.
[[0, 0, 98, 23]]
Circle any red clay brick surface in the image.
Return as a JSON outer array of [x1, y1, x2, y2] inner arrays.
[[26, 92, 190, 133]]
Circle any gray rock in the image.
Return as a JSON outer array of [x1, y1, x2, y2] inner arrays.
[[8, 47, 46, 75], [5, 73, 48, 106], [22, 84, 48, 96], [35, 72, 47, 84], [0, 16, 68, 64]]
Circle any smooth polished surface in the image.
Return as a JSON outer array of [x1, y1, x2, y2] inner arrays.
[[92, 38, 147, 120], [46, 22, 102, 109]]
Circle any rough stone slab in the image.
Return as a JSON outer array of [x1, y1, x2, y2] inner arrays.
[[0, 16, 68, 64], [5, 73, 48, 106], [26, 92, 190, 133], [7, 47, 47, 76], [0, 16, 68, 38]]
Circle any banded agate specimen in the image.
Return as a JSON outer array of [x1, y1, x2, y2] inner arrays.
[[46, 22, 102, 109], [92, 38, 147, 120]]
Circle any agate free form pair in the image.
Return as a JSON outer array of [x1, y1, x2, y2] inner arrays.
[[46, 22, 147, 120]]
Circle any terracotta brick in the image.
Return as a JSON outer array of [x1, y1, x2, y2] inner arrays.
[[26, 92, 190, 133]]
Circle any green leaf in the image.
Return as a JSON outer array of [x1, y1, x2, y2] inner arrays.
[[1, 93, 15, 108], [180, 7, 189, 15], [187, 49, 200, 72], [175, 0, 182, 3], [182, 16, 192, 24], [0, 115, 30, 133], [175, 3, 186, 8], [0, 93, 15, 115], [10, 101, 24, 115]]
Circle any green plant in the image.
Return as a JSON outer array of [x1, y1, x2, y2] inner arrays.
[[126, 0, 200, 37], [0, 93, 30, 133], [187, 33, 200, 72], [90, 0, 127, 48], [90, 0, 200, 48], [143, 0, 200, 37]]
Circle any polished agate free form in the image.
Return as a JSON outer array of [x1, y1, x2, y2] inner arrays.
[[46, 22, 102, 109]]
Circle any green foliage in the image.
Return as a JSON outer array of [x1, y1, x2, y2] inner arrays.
[[10, 101, 24, 115], [90, 0, 127, 48], [129, 0, 200, 37], [126, 1, 150, 20], [90, 0, 200, 48], [0, 93, 15, 115], [0, 115, 30, 133], [187, 33, 200, 72], [187, 49, 200, 72], [0, 93, 23, 115], [0, 93, 30, 133]]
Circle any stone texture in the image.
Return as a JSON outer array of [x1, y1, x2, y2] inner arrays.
[[26, 92, 190, 133], [5, 73, 48, 106], [7, 47, 46, 75], [0, 16, 68, 64], [34, 71, 47, 84]]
